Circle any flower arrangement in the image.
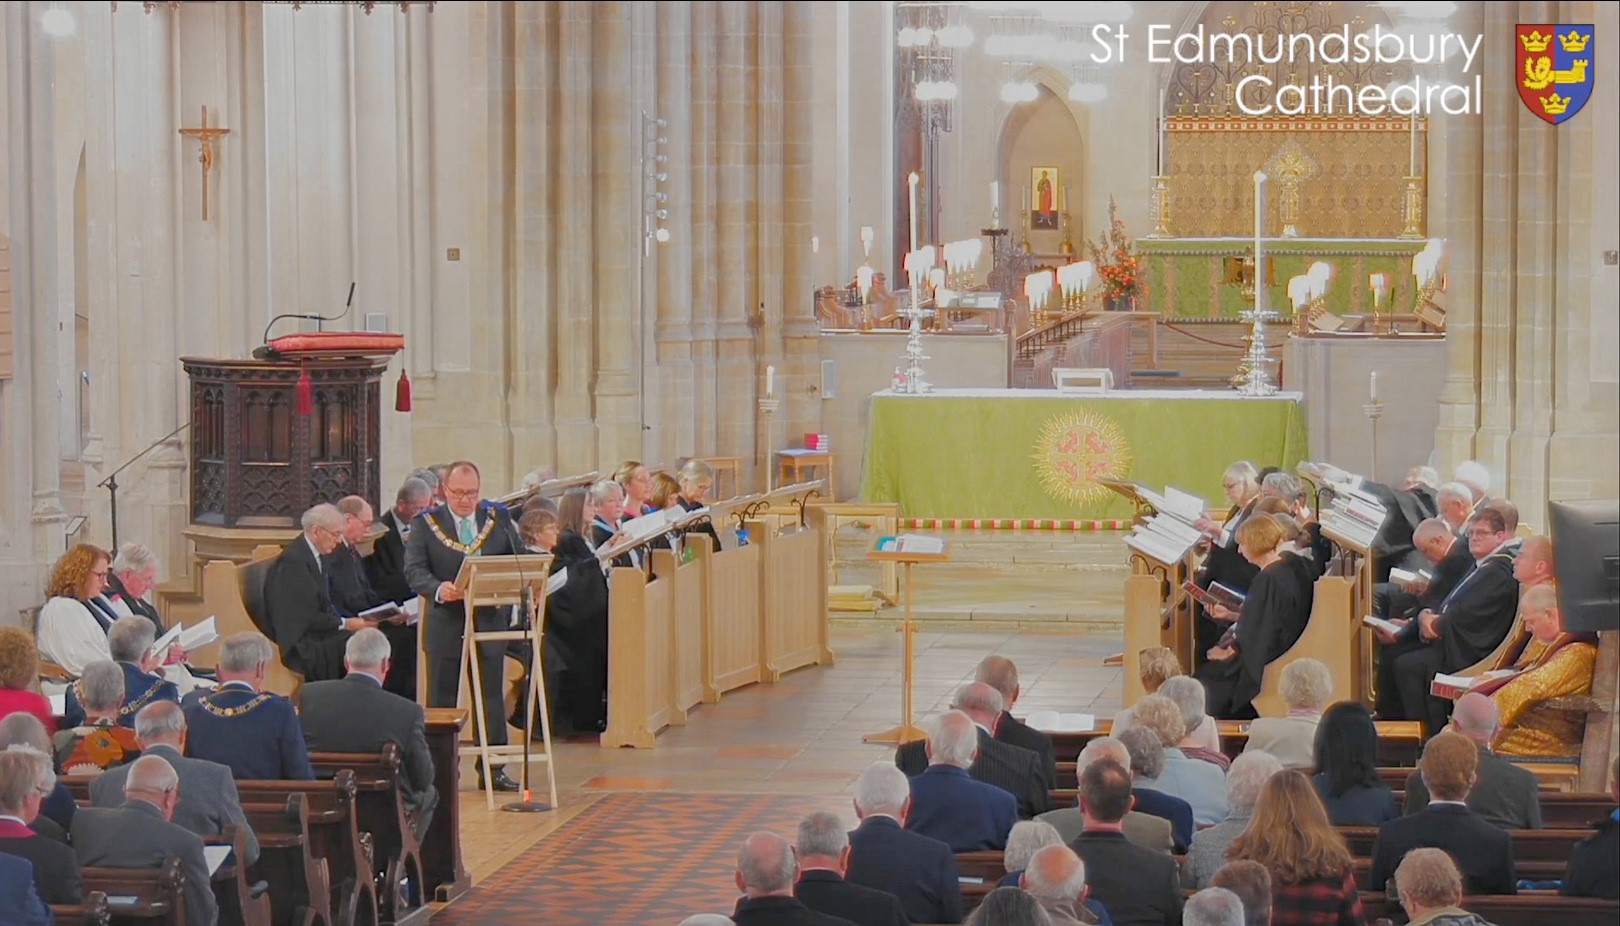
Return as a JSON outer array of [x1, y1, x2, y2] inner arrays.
[[1088, 196, 1148, 305]]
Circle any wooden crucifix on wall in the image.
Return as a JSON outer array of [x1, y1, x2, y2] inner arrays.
[[178, 105, 230, 221]]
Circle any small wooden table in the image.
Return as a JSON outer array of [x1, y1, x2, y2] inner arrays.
[[423, 708, 471, 902], [697, 455, 742, 498], [777, 449, 835, 500]]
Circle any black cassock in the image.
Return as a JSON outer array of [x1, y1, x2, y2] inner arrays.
[[542, 530, 610, 733], [1194, 501, 1262, 663], [1197, 552, 1317, 719]]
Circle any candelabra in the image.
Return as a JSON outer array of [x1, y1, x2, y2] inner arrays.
[[1399, 176, 1425, 239], [895, 298, 934, 393], [1147, 176, 1172, 238], [1232, 307, 1282, 396], [982, 227, 1011, 298]]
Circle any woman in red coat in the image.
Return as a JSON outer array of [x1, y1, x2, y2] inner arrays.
[[0, 628, 56, 731]]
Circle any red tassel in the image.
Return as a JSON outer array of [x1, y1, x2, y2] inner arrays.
[[395, 368, 412, 412], [295, 366, 314, 416]]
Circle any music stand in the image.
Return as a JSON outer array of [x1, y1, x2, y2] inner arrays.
[[863, 537, 950, 744], [452, 553, 559, 810]]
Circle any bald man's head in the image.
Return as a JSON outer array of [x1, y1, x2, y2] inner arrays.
[[1483, 498, 1519, 533], [1449, 692, 1498, 744], [974, 656, 1020, 707], [950, 681, 1005, 728], [1514, 535, 1554, 585], [124, 755, 180, 820], [1022, 844, 1087, 904], [735, 831, 795, 898]]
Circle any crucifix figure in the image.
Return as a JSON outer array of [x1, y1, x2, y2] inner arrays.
[[178, 105, 230, 221]]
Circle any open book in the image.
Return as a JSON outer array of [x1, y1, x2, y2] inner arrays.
[[1362, 615, 1406, 636], [149, 617, 219, 661], [358, 597, 422, 626], [1182, 580, 1246, 613], [874, 534, 946, 555], [1022, 711, 1096, 733], [1389, 567, 1432, 585], [204, 845, 233, 877], [1431, 668, 1522, 700]]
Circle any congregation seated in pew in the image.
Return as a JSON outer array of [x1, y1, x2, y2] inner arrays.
[[1394, 848, 1497, 926], [89, 701, 261, 875], [329, 495, 420, 701], [0, 627, 57, 732], [0, 748, 83, 905], [1369, 732, 1517, 896], [105, 542, 167, 633], [1224, 770, 1364, 925], [729, 830, 852, 926], [1157, 677, 1230, 772], [1185, 751, 1284, 890], [0, 714, 76, 833], [977, 656, 1060, 797], [0, 852, 51, 926], [298, 627, 439, 838], [791, 811, 908, 926], [1310, 701, 1400, 827], [1020, 843, 1107, 925], [1116, 726, 1197, 851], [73, 754, 219, 926], [998, 820, 1065, 887], [52, 662, 141, 774], [1403, 693, 1542, 831], [265, 504, 381, 684], [1561, 758, 1618, 900], [1113, 647, 1222, 754], [1209, 860, 1271, 926], [905, 711, 1018, 852], [896, 683, 1048, 820], [1037, 736, 1174, 853], [1066, 758, 1184, 926], [846, 761, 964, 925], [1126, 693, 1228, 826], [62, 616, 179, 730], [1240, 658, 1331, 770], [181, 631, 315, 781]]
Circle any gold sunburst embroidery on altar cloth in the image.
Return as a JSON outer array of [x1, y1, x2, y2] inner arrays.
[[1031, 410, 1133, 505], [424, 512, 497, 556], [197, 692, 273, 718]]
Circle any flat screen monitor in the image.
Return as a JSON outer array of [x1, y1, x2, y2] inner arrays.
[[1548, 499, 1620, 632]]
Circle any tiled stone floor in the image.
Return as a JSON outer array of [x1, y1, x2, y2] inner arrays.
[[454, 625, 1124, 888]]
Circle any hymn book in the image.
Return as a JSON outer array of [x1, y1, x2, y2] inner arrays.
[[1431, 668, 1521, 700], [1022, 710, 1096, 733], [359, 598, 422, 626], [1182, 580, 1246, 613], [1362, 615, 1406, 636], [1389, 568, 1432, 585], [875, 534, 946, 555], [148, 616, 219, 661]]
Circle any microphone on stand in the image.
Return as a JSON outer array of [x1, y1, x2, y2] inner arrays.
[[252, 282, 358, 360], [493, 502, 553, 813]]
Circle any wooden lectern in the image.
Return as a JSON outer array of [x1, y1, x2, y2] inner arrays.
[[1318, 522, 1377, 705], [450, 553, 558, 809], [1122, 547, 1198, 706], [864, 537, 950, 744]]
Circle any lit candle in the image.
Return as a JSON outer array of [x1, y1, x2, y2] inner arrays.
[[1370, 371, 1379, 402], [766, 365, 776, 398], [907, 172, 922, 310], [1409, 109, 1418, 176], [991, 181, 1000, 219], [1254, 171, 1268, 311], [1158, 87, 1167, 175]]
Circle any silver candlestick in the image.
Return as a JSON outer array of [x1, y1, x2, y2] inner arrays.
[[1233, 306, 1281, 396], [1363, 399, 1384, 481]]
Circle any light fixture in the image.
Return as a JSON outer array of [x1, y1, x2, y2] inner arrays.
[[42, 3, 75, 36]]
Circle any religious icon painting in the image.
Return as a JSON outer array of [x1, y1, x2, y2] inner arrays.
[[1031, 166, 1061, 230], [1516, 24, 1594, 124]]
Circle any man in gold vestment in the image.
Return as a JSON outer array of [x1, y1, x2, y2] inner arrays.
[[1483, 583, 1598, 758]]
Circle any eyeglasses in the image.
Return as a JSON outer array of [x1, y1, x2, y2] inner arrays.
[[444, 488, 481, 500]]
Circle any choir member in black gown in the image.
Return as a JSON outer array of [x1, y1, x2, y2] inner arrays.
[[1196, 513, 1318, 719], [674, 459, 721, 552], [527, 506, 611, 735], [1191, 462, 1262, 664]]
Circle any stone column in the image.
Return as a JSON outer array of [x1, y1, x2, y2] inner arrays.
[[7, 1, 68, 540], [589, 0, 643, 468], [713, 1, 760, 483], [653, 2, 696, 465], [550, 1, 599, 472], [687, 2, 719, 456], [780, 2, 821, 442]]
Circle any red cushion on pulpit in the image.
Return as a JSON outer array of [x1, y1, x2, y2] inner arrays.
[[268, 331, 405, 357]]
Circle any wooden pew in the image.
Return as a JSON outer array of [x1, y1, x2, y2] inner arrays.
[[235, 771, 379, 926], [1358, 892, 1620, 926], [207, 824, 272, 926], [81, 856, 185, 925], [242, 795, 334, 926], [308, 745, 429, 926], [50, 891, 111, 926], [1043, 718, 1424, 766], [421, 709, 470, 903], [1339, 825, 1595, 863]]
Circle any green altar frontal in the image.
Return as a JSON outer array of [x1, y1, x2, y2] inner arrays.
[[861, 389, 1309, 521], [1140, 238, 1426, 319]]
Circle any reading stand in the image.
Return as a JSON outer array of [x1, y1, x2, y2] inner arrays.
[[452, 554, 559, 810], [864, 538, 950, 744], [1317, 525, 1376, 705]]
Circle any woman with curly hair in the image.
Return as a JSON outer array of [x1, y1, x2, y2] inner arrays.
[[0, 627, 55, 729], [1227, 770, 1364, 926], [36, 544, 121, 680]]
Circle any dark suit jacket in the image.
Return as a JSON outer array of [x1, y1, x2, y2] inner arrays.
[[1435, 552, 1520, 671], [299, 674, 437, 812], [366, 509, 417, 605], [1561, 813, 1619, 899], [265, 536, 349, 680], [906, 764, 1018, 851], [732, 894, 857, 926], [403, 503, 518, 658], [62, 660, 179, 729], [996, 710, 1057, 795], [1069, 830, 1183, 926], [846, 816, 963, 925], [89, 742, 260, 869], [325, 541, 382, 617], [0, 818, 83, 904], [794, 870, 908, 926], [896, 726, 1047, 818], [182, 682, 316, 780], [1402, 743, 1542, 829], [72, 800, 219, 926], [0, 852, 51, 926], [1368, 803, 1516, 895], [1132, 786, 1195, 852]]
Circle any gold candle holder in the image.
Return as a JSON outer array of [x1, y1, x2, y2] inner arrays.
[[1399, 175, 1425, 239], [1147, 175, 1172, 238]]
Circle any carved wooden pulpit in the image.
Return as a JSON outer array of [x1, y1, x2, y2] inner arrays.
[[181, 333, 403, 552]]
